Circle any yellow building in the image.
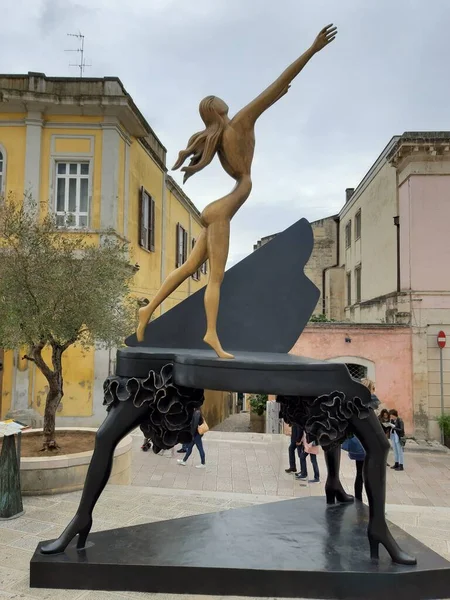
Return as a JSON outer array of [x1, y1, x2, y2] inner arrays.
[[0, 72, 225, 427]]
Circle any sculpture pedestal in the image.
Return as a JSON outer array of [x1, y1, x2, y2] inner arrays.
[[31, 498, 450, 600]]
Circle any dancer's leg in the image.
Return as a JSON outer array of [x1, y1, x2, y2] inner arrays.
[[40, 400, 149, 554], [203, 219, 233, 359], [137, 230, 207, 341], [350, 410, 416, 564], [324, 445, 354, 504]]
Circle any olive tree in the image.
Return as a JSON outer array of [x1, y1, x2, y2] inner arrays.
[[0, 197, 136, 450]]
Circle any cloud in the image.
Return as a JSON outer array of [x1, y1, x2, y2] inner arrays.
[[1, 0, 449, 266]]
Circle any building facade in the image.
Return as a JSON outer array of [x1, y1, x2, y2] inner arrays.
[[0, 73, 230, 428], [255, 132, 450, 439]]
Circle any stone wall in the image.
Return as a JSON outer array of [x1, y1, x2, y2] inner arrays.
[[291, 324, 414, 434], [202, 390, 233, 429]]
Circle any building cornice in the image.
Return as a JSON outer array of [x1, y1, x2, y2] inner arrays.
[[339, 136, 400, 219], [0, 72, 167, 166], [386, 132, 450, 170], [165, 175, 202, 222]]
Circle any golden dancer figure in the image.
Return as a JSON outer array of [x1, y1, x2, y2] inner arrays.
[[137, 24, 337, 358]]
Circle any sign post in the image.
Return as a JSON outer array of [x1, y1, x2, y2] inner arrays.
[[437, 331, 446, 445]]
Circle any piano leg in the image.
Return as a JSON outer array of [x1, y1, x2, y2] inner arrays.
[[350, 409, 417, 565], [324, 445, 354, 504]]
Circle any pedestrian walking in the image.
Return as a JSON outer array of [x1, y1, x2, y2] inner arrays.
[[341, 435, 365, 501], [388, 409, 405, 471], [295, 432, 320, 483], [285, 423, 302, 473], [178, 409, 208, 468]]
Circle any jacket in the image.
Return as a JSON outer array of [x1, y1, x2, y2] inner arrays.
[[391, 417, 405, 439], [290, 423, 302, 444], [190, 410, 204, 437], [342, 435, 366, 461]]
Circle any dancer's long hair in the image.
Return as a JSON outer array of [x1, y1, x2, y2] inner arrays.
[[173, 96, 227, 183]]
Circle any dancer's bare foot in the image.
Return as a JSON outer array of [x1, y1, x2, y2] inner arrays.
[[136, 306, 151, 342], [203, 332, 234, 359]]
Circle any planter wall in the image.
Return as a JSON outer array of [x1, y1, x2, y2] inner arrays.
[[19, 428, 132, 495], [250, 411, 266, 433]]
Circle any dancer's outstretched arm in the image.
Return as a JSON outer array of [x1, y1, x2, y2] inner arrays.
[[232, 24, 337, 128]]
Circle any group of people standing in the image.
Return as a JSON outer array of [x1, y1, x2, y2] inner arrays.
[[285, 378, 407, 498]]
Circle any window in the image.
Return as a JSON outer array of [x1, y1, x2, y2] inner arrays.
[[345, 220, 352, 248], [176, 223, 188, 267], [346, 271, 351, 306], [139, 187, 155, 251], [201, 260, 208, 275], [355, 210, 361, 240], [0, 149, 4, 195], [355, 265, 361, 303], [55, 162, 90, 228], [191, 238, 200, 280], [345, 363, 368, 380]]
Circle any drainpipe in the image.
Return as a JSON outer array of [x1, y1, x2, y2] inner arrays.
[[160, 171, 167, 314], [394, 216, 400, 292]]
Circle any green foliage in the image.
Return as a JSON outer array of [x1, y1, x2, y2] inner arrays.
[[249, 394, 268, 416], [309, 314, 335, 323], [437, 414, 450, 437], [0, 196, 137, 447], [0, 197, 135, 350]]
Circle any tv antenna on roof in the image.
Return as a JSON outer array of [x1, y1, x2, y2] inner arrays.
[[65, 32, 91, 78]]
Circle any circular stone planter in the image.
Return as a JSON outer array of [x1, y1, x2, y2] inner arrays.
[[19, 427, 133, 496]]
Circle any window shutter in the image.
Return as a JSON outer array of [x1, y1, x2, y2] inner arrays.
[[150, 197, 155, 251], [183, 229, 188, 263], [176, 223, 181, 267], [139, 187, 145, 247]]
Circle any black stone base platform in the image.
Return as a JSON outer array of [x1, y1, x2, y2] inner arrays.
[[31, 498, 450, 600]]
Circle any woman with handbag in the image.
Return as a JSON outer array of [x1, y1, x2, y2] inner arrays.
[[178, 409, 208, 468]]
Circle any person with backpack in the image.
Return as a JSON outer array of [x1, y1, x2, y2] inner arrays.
[[388, 409, 405, 471], [177, 408, 208, 468]]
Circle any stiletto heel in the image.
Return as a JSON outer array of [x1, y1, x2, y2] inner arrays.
[[325, 483, 354, 505], [326, 490, 336, 504], [368, 527, 417, 565], [40, 515, 92, 555], [369, 537, 379, 559], [76, 521, 92, 550]]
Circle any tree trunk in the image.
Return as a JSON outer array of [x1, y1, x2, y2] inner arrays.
[[31, 343, 64, 451], [42, 375, 63, 450]]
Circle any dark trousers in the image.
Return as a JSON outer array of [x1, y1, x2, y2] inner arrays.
[[299, 449, 320, 480], [184, 433, 206, 464], [288, 441, 302, 470], [355, 459, 364, 501]]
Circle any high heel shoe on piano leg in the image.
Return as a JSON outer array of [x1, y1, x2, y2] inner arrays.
[[40, 514, 92, 555]]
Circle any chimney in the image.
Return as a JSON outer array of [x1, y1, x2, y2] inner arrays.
[[345, 188, 355, 203]]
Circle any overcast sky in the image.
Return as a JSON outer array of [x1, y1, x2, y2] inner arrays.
[[1, 0, 449, 265]]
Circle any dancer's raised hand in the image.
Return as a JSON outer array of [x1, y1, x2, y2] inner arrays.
[[311, 24, 337, 53]]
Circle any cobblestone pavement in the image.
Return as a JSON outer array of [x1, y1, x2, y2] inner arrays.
[[211, 412, 251, 432], [1, 430, 450, 600], [133, 430, 450, 507]]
